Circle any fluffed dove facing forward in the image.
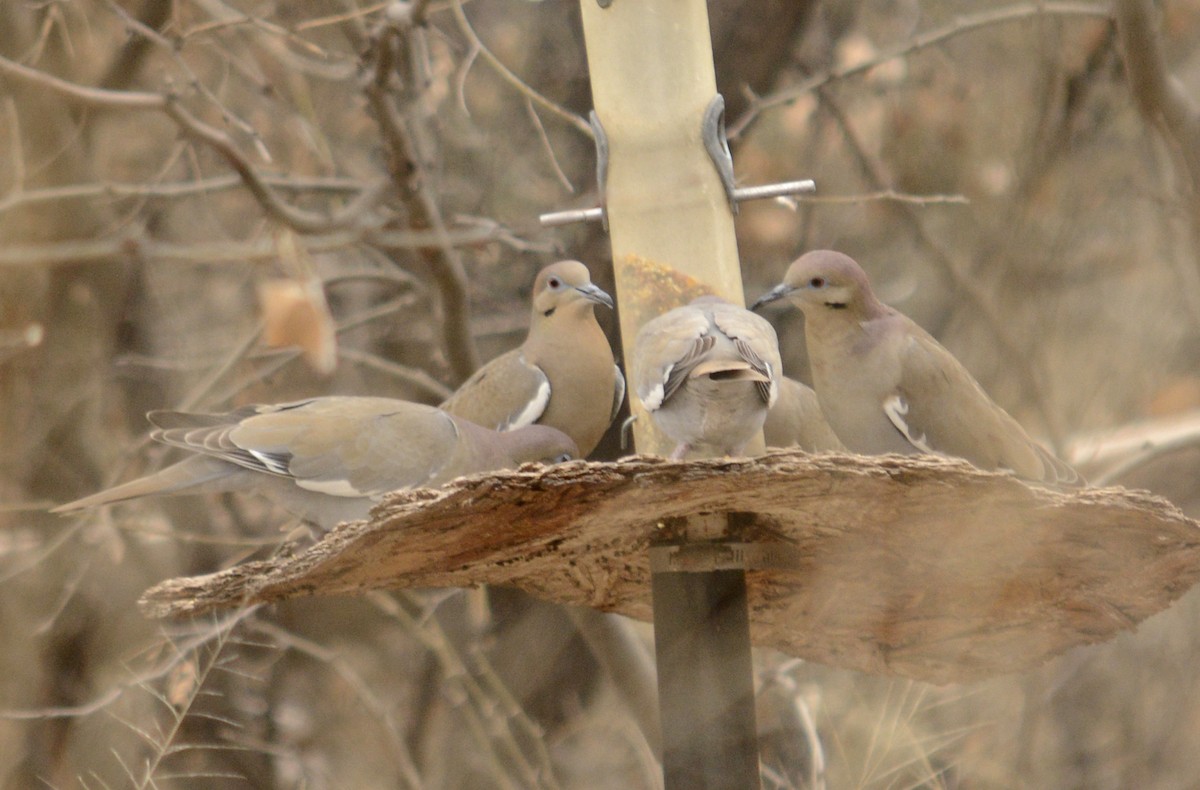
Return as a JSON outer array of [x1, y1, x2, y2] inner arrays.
[[441, 260, 625, 458], [633, 296, 781, 459], [52, 397, 579, 529], [753, 250, 1078, 485]]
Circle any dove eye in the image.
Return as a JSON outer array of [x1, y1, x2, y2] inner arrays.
[[547, 277, 562, 289], [809, 277, 826, 288], [552, 452, 573, 463]]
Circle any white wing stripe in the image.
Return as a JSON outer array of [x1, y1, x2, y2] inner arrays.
[[296, 478, 363, 497], [502, 378, 551, 430], [883, 394, 935, 453], [248, 449, 290, 475]]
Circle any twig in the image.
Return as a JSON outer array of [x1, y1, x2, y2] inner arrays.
[[0, 609, 255, 720], [96, 0, 173, 94], [186, 0, 356, 82], [185, 0, 338, 60], [0, 174, 364, 215], [466, 643, 564, 790], [564, 607, 660, 754], [337, 347, 453, 402], [98, 0, 261, 142], [448, 0, 592, 138], [362, 19, 480, 382], [178, 322, 266, 412], [0, 223, 532, 267], [164, 98, 390, 234], [1115, 0, 1200, 212], [0, 52, 390, 235], [369, 592, 528, 790], [0, 51, 164, 109], [524, 98, 576, 194], [295, 2, 390, 32], [729, 1, 1113, 139], [1091, 433, 1200, 487], [133, 612, 251, 790], [249, 620, 425, 788]]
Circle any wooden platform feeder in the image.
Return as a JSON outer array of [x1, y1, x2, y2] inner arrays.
[[142, 450, 1200, 685]]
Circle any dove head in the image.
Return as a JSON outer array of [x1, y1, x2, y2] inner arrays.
[[753, 250, 881, 317], [505, 424, 580, 465], [530, 260, 614, 320]]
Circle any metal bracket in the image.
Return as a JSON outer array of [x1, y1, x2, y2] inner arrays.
[[649, 541, 802, 573], [701, 94, 738, 213], [539, 178, 817, 227], [539, 97, 816, 227], [649, 511, 802, 573]]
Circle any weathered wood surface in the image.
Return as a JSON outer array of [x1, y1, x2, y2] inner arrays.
[[140, 451, 1200, 684]]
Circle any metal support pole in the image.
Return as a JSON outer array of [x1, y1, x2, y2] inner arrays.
[[577, 1, 763, 786], [648, 514, 765, 789], [652, 567, 759, 789]]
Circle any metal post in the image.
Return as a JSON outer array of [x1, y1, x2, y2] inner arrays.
[[652, 567, 759, 788], [577, 1, 763, 786]]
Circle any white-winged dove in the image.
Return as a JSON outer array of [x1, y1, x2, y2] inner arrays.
[[441, 261, 624, 458], [632, 296, 781, 459], [753, 250, 1079, 484], [764, 376, 845, 452], [52, 397, 579, 529]]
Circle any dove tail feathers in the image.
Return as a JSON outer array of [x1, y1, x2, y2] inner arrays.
[[51, 456, 242, 513]]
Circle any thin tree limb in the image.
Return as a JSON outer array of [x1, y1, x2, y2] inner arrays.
[[448, 0, 592, 138], [362, 20, 480, 382], [729, 1, 1113, 139], [0, 52, 391, 236], [0, 51, 164, 109], [0, 224, 529, 267], [164, 98, 390, 234], [1115, 0, 1200, 206]]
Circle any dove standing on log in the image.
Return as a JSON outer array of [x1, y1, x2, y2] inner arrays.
[[753, 250, 1078, 484], [441, 260, 624, 458], [52, 398, 578, 529], [632, 296, 781, 459]]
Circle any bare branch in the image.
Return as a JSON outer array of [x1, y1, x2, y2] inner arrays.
[[0, 53, 390, 235], [729, 1, 1113, 139], [0, 51, 164, 109], [362, 19, 480, 382], [0, 224, 529, 267], [524, 98, 576, 194], [98, 0, 264, 141], [0, 174, 365, 216], [1115, 0, 1200, 199], [448, 0, 593, 138], [295, 3, 390, 33], [249, 619, 425, 787], [337, 347, 453, 402], [164, 98, 390, 234]]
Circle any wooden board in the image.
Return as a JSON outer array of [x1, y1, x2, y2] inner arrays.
[[139, 450, 1200, 684]]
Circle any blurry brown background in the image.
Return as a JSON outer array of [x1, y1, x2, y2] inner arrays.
[[3, 0, 1200, 787]]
